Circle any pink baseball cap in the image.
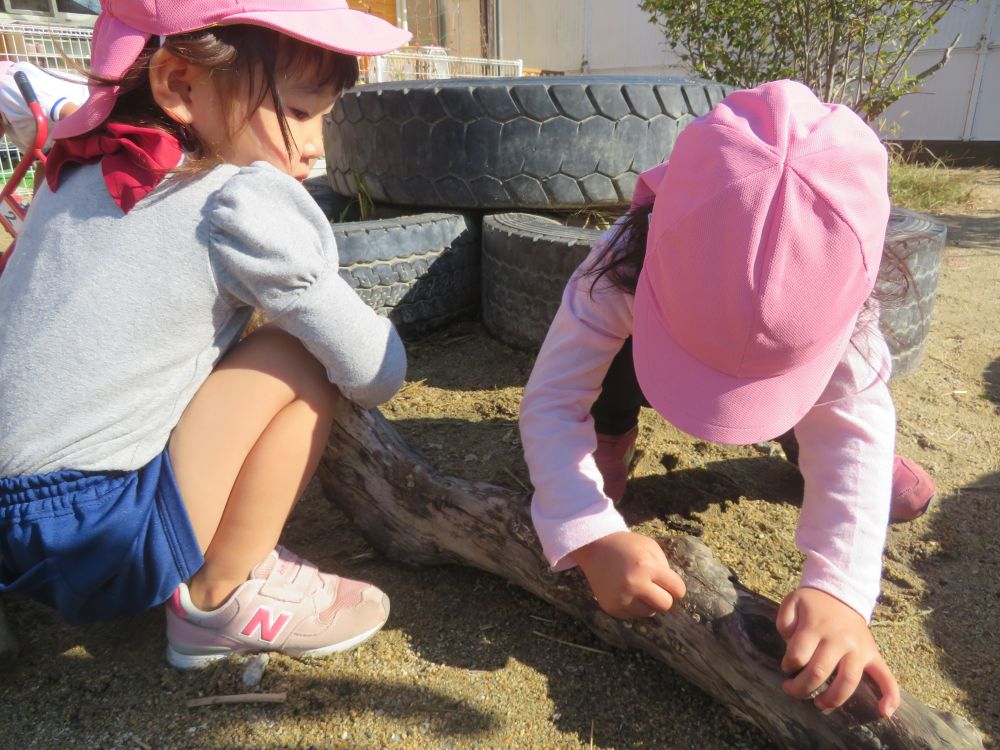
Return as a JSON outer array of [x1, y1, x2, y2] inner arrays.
[[632, 79, 890, 444], [53, 0, 411, 139]]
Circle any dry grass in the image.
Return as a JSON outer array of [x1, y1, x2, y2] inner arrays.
[[888, 146, 981, 214]]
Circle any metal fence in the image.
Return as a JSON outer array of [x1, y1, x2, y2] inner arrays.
[[0, 22, 91, 68], [1, 22, 92, 189], [366, 46, 524, 82]]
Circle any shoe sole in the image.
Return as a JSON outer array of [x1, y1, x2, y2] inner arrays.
[[889, 494, 935, 524], [166, 594, 390, 670]]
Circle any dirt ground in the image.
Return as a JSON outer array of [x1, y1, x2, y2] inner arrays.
[[1, 170, 998, 750]]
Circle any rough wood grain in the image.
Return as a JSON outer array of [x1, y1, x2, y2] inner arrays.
[[318, 401, 984, 750]]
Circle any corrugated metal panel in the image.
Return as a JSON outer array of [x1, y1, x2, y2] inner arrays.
[[971, 21, 1000, 139], [924, 0, 990, 47], [882, 0, 999, 141], [882, 49, 981, 140]]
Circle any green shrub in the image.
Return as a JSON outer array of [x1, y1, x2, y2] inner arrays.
[[639, 0, 965, 121]]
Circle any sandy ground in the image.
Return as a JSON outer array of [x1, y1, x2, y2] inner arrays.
[[0, 170, 997, 750]]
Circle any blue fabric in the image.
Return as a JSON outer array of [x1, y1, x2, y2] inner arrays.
[[0, 449, 204, 624]]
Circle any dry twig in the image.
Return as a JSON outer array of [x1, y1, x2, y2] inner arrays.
[[186, 692, 287, 708], [532, 630, 611, 656]]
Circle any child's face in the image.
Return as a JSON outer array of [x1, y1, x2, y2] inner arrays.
[[192, 72, 337, 181]]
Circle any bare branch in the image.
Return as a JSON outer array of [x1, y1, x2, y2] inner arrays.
[[914, 32, 961, 83]]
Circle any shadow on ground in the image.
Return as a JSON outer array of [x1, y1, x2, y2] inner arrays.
[[984, 355, 1000, 414], [911, 470, 1000, 743], [403, 321, 537, 391]]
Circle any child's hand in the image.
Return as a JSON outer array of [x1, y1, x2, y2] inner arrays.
[[777, 586, 900, 717], [572, 531, 686, 619]]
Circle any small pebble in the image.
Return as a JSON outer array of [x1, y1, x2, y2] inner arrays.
[[241, 654, 270, 689]]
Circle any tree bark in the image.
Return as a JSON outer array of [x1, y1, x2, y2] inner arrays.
[[318, 401, 984, 750]]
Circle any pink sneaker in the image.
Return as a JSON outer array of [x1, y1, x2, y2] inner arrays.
[[889, 456, 936, 524], [593, 427, 639, 503], [165, 546, 389, 670]]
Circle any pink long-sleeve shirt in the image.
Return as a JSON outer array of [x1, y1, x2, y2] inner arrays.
[[519, 232, 895, 621]]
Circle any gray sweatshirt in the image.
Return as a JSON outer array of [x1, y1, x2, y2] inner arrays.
[[0, 160, 406, 476]]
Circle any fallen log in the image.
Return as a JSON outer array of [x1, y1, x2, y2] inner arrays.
[[317, 401, 984, 750]]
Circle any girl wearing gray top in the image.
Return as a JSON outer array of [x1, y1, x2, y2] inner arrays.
[[0, 0, 411, 669]]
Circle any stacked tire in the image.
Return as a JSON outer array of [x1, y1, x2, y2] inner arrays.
[[319, 75, 945, 376]]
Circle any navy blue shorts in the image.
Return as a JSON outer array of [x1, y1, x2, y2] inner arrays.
[[0, 449, 204, 625]]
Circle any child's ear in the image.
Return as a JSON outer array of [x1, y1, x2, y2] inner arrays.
[[148, 47, 202, 126]]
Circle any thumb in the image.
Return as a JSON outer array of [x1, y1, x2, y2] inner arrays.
[[776, 591, 800, 639]]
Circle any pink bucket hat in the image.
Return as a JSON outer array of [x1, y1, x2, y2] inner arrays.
[[53, 0, 411, 139], [632, 79, 890, 445]]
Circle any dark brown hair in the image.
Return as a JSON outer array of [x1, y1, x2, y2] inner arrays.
[[584, 202, 653, 296], [82, 25, 359, 171]]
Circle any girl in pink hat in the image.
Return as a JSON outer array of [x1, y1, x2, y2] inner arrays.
[[520, 80, 934, 717], [0, 1, 411, 668]]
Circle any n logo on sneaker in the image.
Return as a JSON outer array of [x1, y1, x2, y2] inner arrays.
[[242, 606, 292, 643]]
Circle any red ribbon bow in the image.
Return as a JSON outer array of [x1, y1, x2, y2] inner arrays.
[[46, 123, 183, 214]]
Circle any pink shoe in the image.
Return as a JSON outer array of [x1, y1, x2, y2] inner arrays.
[[775, 432, 935, 524], [593, 427, 639, 503], [165, 546, 390, 670], [889, 456, 936, 524]]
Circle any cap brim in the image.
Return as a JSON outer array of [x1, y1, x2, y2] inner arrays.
[[226, 7, 412, 56], [52, 87, 117, 140], [632, 271, 855, 445]]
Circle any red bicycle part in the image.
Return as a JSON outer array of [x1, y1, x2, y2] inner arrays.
[[0, 69, 49, 279]]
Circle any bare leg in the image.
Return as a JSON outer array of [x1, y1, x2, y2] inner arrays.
[[169, 326, 339, 610]]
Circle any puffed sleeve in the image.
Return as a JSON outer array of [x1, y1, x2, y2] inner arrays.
[[207, 162, 406, 408]]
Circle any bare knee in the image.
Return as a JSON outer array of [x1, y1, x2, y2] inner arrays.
[[225, 325, 340, 412]]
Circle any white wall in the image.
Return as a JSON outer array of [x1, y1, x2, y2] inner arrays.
[[880, 0, 998, 141], [497, 0, 585, 72], [498, 0, 998, 141], [585, 0, 684, 75]]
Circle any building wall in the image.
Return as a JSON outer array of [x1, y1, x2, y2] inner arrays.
[[439, 0, 483, 56], [585, 1, 683, 75], [496, 0, 585, 72], [348, 0, 398, 25], [879, 0, 998, 141], [498, 0, 997, 141]]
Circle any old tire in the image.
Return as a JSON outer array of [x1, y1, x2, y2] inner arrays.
[[303, 176, 362, 222], [325, 76, 732, 210], [482, 209, 946, 378], [333, 212, 481, 339], [482, 213, 595, 349], [877, 208, 947, 378]]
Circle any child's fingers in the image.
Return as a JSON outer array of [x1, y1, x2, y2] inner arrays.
[[779, 624, 819, 674], [814, 653, 864, 711], [775, 592, 800, 639], [651, 564, 686, 600], [783, 641, 841, 700], [636, 580, 675, 614], [866, 655, 901, 718]]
